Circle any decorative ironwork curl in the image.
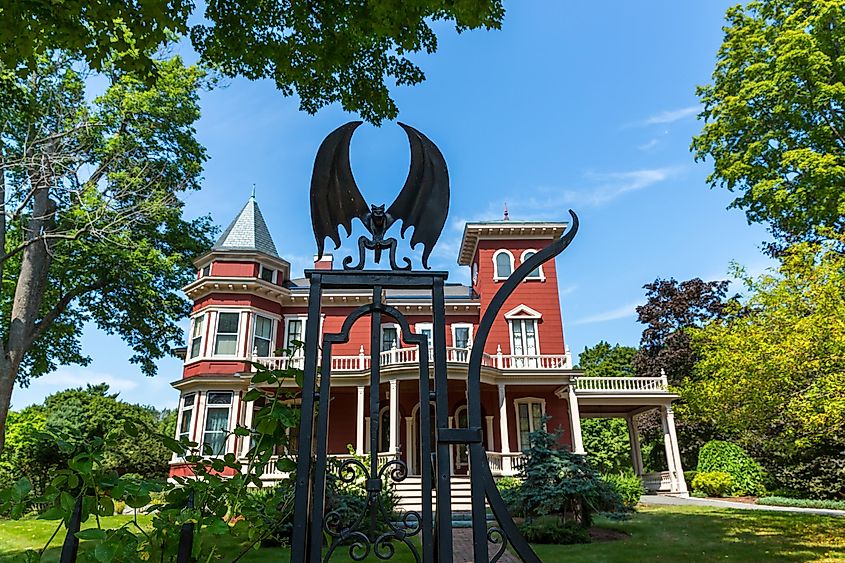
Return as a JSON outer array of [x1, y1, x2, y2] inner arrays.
[[487, 527, 507, 563], [322, 457, 422, 563]]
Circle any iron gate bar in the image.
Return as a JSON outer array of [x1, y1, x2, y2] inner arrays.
[[466, 209, 580, 562], [291, 274, 325, 558], [431, 276, 453, 562]]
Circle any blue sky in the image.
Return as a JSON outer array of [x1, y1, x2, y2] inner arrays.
[[13, 1, 773, 410]]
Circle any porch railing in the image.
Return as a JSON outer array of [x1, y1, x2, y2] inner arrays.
[[254, 346, 573, 372], [641, 471, 672, 492], [575, 375, 669, 393]]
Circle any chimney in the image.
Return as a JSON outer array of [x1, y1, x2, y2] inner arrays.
[[314, 254, 333, 270]]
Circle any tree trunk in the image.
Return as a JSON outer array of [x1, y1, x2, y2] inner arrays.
[[0, 161, 55, 453]]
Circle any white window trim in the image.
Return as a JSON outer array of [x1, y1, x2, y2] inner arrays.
[[451, 323, 474, 349], [513, 397, 546, 451], [259, 264, 276, 284], [492, 249, 515, 281], [187, 313, 206, 360], [504, 304, 543, 319], [520, 249, 546, 281], [202, 390, 235, 457], [283, 315, 308, 356], [507, 317, 541, 356], [251, 314, 277, 358], [381, 323, 401, 351], [212, 310, 244, 358], [177, 393, 196, 441]]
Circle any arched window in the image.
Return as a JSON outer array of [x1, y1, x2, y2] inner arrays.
[[521, 249, 544, 280], [493, 250, 514, 280]]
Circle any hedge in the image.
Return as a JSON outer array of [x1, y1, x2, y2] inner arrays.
[[756, 496, 845, 511], [697, 441, 766, 496]]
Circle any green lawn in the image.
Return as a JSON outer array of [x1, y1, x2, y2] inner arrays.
[[1, 503, 843, 562]]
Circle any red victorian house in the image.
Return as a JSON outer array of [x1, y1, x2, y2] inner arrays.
[[170, 196, 689, 504]]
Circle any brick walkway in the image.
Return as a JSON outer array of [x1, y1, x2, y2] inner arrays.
[[452, 528, 520, 563]]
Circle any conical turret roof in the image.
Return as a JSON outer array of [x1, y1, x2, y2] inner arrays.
[[212, 196, 279, 257]]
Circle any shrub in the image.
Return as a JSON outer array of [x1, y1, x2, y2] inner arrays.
[[756, 496, 845, 511], [496, 476, 522, 515], [518, 517, 590, 545], [601, 472, 645, 510], [697, 441, 766, 496], [514, 421, 622, 527], [684, 471, 698, 486], [691, 471, 734, 497]]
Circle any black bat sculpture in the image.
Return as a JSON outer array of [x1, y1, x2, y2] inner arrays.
[[310, 121, 450, 270]]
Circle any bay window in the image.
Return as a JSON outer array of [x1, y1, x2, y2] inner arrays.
[[214, 312, 241, 355], [178, 393, 195, 442], [189, 315, 204, 359], [253, 315, 273, 357], [203, 391, 233, 455]]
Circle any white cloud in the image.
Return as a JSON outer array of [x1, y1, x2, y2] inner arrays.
[[571, 300, 642, 325], [632, 106, 700, 127], [637, 138, 659, 151], [31, 367, 140, 393]]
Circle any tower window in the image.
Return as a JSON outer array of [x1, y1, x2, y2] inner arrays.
[[493, 250, 514, 280], [189, 315, 205, 359], [521, 250, 544, 280], [214, 312, 241, 356], [260, 265, 275, 283], [253, 315, 274, 357]]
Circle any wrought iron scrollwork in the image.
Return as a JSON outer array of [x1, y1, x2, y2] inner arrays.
[[323, 458, 422, 563]]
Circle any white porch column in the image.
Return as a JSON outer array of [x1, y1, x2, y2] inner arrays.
[[241, 400, 255, 457], [485, 416, 495, 450], [626, 414, 643, 476], [665, 405, 688, 495], [405, 416, 414, 473], [389, 379, 399, 455], [356, 386, 365, 455], [660, 406, 680, 492], [567, 383, 585, 454], [498, 383, 512, 475], [448, 416, 456, 475]]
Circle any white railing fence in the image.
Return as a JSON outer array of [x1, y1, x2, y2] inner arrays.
[[576, 375, 669, 393], [641, 471, 672, 492], [254, 346, 574, 372]]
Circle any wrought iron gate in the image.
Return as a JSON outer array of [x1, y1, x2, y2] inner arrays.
[[290, 122, 579, 562]]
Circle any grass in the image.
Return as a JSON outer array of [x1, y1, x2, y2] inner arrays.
[[533, 503, 845, 562], [1, 503, 844, 562]]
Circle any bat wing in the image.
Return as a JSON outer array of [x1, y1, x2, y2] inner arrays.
[[310, 121, 370, 259], [387, 123, 450, 269]]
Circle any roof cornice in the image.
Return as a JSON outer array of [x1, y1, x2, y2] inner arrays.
[[458, 221, 569, 266]]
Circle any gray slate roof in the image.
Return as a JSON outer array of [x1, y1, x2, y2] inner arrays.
[[212, 197, 279, 257]]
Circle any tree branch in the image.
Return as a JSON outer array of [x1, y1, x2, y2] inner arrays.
[[29, 279, 109, 345]]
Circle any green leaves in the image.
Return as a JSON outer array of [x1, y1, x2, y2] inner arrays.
[[693, 0, 845, 244]]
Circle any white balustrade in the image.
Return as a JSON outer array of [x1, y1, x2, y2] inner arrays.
[[575, 376, 668, 393], [641, 471, 672, 492]]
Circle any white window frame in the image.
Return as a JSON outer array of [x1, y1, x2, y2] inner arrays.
[[505, 305, 542, 357], [520, 249, 545, 281], [212, 311, 243, 357], [451, 323, 473, 349], [188, 314, 206, 360], [252, 314, 276, 358], [381, 323, 401, 352], [492, 249, 515, 281], [513, 397, 546, 451], [202, 391, 234, 456], [259, 264, 276, 284], [177, 393, 196, 442], [283, 315, 307, 356]]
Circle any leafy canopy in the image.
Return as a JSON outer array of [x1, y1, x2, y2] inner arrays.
[[686, 237, 845, 497], [1, 0, 506, 124], [693, 0, 845, 245]]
